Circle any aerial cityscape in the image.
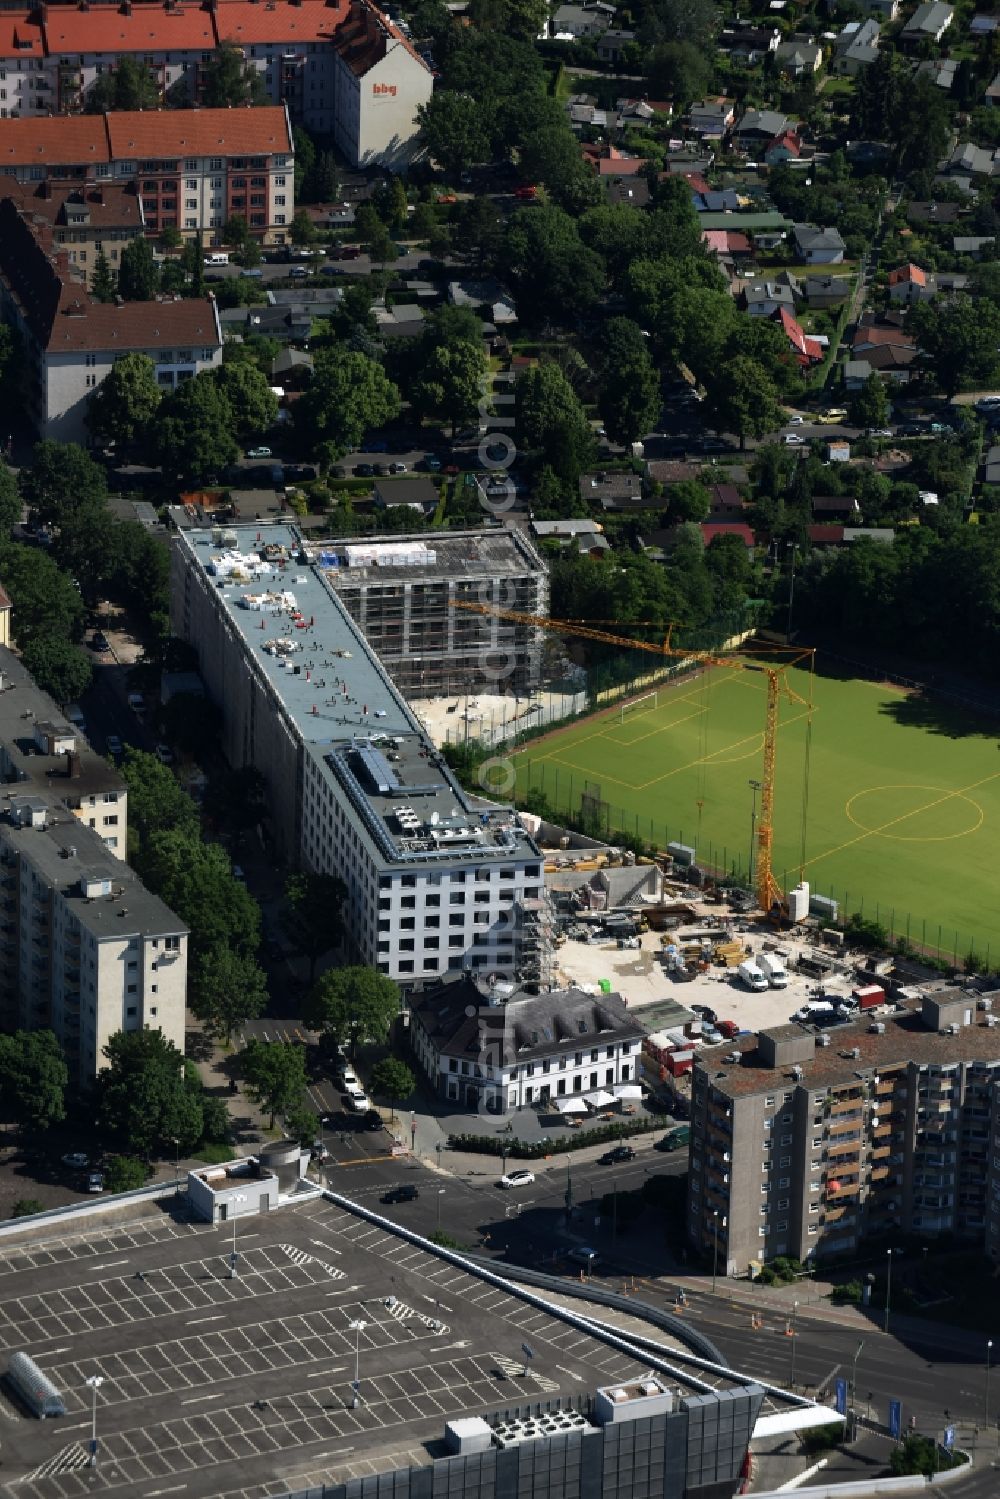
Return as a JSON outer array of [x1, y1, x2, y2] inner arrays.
[[0, 0, 998, 1495]]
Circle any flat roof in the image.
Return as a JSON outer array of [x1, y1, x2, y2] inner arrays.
[[701, 994, 1000, 1098], [0, 1196, 764, 1498], [306, 526, 545, 584], [176, 522, 539, 867], [0, 645, 123, 805]]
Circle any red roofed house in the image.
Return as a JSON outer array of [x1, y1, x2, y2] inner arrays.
[[807, 524, 845, 546], [0, 194, 222, 443], [0, 0, 432, 168], [776, 306, 823, 365], [702, 229, 753, 260], [764, 130, 801, 167], [701, 521, 755, 551], [0, 179, 144, 286], [888, 263, 933, 305]]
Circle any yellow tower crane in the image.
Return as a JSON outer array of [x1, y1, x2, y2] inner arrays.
[[451, 600, 814, 914]]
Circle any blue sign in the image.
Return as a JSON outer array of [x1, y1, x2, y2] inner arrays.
[[944, 1425, 956, 1451], [521, 1344, 534, 1361], [835, 1379, 848, 1416], [888, 1400, 902, 1439]]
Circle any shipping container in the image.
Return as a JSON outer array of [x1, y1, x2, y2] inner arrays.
[[854, 984, 885, 1011]]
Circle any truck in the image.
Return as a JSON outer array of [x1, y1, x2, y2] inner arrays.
[[737, 959, 769, 992], [758, 952, 788, 988], [657, 1124, 691, 1152], [716, 1019, 740, 1039], [853, 983, 886, 1011]]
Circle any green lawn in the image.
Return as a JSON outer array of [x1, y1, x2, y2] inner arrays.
[[515, 661, 1000, 961]]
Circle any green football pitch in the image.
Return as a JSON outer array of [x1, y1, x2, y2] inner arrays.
[[514, 661, 1000, 960]]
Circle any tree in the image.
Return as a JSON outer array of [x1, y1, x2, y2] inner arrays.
[[104, 1156, 149, 1193], [641, 0, 719, 47], [153, 372, 240, 483], [201, 42, 266, 106], [453, 195, 505, 270], [704, 357, 781, 449], [117, 235, 159, 302], [410, 338, 488, 435], [213, 362, 278, 441], [10, 1199, 44, 1219], [518, 362, 595, 483], [910, 296, 1000, 397], [290, 208, 318, 246], [121, 748, 200, 842], [647, 41, 713, 103], [469, 0, 547, 40], [417, 92, 493, 178], [240, 1039, 306, 1128], [505, 205, 604, 324], [139, 830, 260, 956], [369, 1058, 415, 1121], [191, 944, 268, 1045], [91, 249, 116, 304], [849, 372, 889, 431], [86, 56, 158, 112], [293, 125, 317, 201], [294, 349, 401, 458], [668, 480, 711, 523], [20, 636, 93, 704], [281, 871, 348, 983], [0, 461, 20, 541], [97, 1029, 204, 1157], [304, 966, 401, 1050], [87, 352, 162, 448], [21, 440, 107, 529], [374, 176, 409, 234], [0, 1030, 68, 1131], [598, 317, 662, 446], [0, 542, 85, 644]]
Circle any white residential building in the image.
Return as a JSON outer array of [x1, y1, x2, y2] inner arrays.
[[170, 522, 546, 986]]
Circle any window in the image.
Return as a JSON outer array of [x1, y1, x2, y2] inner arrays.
[[210, 158, 223, 171], [275, 194, 286, 206], [765, 1096, 775, 1107], [781, 1134, 792, 1145]]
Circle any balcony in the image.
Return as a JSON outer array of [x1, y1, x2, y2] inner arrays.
[[829, 1115, 864, 1135], [829, 1092, 865, 1114]]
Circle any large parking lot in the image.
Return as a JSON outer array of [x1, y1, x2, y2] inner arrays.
[[0, 1200, 659, 1499]]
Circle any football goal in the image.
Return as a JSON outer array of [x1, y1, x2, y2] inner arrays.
[[620, 691, 658, 724]]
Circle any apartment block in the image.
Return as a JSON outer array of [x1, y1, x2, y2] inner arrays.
[[0, 105, 294, 241], [689, 986, 1000, 1274], [309, 529, 548, 697], [0, 648, 187, 1083], [409, 973, 645, 1114], [0, 177, 144, 286], [0, 193, 222, 441], [170, 521, 545, 986], [0, 1, 432, 168]]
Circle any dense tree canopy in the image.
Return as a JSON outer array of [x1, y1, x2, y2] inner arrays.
[[87, 353, 162, 448], [0, 1030, 68, 1132], [294, 349, 401, 457], [98, 1030, 204, 1157], [304, 966, 401, 1049]]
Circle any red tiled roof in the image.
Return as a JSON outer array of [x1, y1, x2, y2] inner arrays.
[[766, 130, 800, 156], [853, 325, 916, 348], [701, 522, 754, 545], [332, 0, 429, 76], [888, 262, 927, 286], [215, 0, 346, 46], [0, 178, 143, 231], [682, 172, 712, 194], [808, 524, 844, 544], [0, 13, 43, 61], [0, 115, 110, 168], [105, 105, 292, 158], [43, 3, 217, 54], [777, 306, 822, 363], [597, 156, 647, 176]]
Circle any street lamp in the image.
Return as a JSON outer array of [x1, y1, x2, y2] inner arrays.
[[230, 1191, 248, 1278], [85, 1374, 104, 1466], [318, 1115, 329, 1181], [789, 1301, 799, 1388], [747, 780, 761, 884], [785, 543, 799, 638], [436, 1188, 445, 1231], [711, 1209, 720, 1295], [349, 1319, 367, 1409], [987, 1339, 994, 1429], [171, 1135, 180, 1195], [884, 1248, 897, 1335], [850, 1338, 864, 1417]]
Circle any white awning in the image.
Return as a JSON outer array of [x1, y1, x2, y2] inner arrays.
[[614, 1084, 643, 1101], [555, 1096, 589, 1115], [583, 1089, 616, 1108]]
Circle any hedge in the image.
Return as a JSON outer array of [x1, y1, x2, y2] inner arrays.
[[447, 1115, 659, 1158]]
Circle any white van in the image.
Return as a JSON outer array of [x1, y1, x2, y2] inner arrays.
[[737, 960, 769, 992], [758, 952, 788, 988], [204, 252, 229, 266]]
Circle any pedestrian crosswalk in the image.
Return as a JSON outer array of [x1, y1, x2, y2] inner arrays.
[[27, 1442, 91, 1480], [279, 1243, 346, 1280], [491, 1354, 560, 1393]]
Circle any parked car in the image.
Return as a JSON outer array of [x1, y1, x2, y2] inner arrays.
[[363, 1110, 383, 1131], [354, 463, 375, 478], [91, 631, 110, 652], [423, 454, 442, 471], [499, 1169, 535, 1189], [783, 433, 805, 446], [600, 1145, 636, 1165], [288, 265, 311, 278], [343, 1088, 372, 1112], [566, 1247, 600, 1269], [514, 184, 538, 200], [246, 446, 272, 459], [84, 1171, 105, 1193], [388, 462, 408, 474], [62, 1152, 89, 1170], [382, 1184, 419, 1204], [311, 1141, 331, 1163], [106, 735, 122, 759], [818, 408, 847, 424]]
